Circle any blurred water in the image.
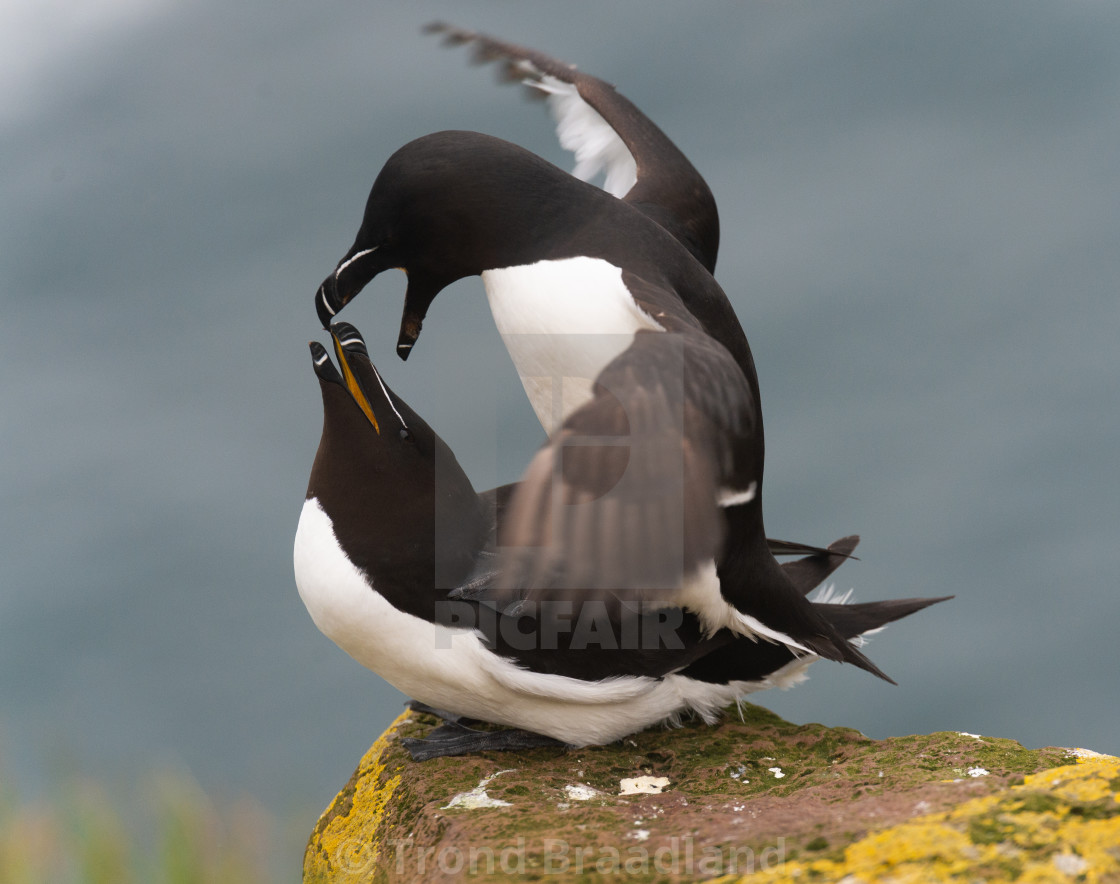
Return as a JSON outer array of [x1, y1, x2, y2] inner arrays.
[[2, 0, 1118, 866]]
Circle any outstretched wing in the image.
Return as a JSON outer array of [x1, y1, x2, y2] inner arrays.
[[486, 301, 759, 611], [425, 22, 720, 272]]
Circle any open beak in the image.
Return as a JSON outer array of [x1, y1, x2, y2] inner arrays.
[[329, 323, 381, 434]]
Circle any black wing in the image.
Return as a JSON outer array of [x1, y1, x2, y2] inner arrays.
[[425, 22, 720, 273], [485, 291, 757, 610]]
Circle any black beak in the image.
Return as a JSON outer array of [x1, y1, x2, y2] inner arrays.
[[315, 246, 383, 329], [331, 321, 370, 359], [308, 341, 344, 386], [396, 276, 440, 362], [396, 311, 422, 361], [316, 278, 340, 329]]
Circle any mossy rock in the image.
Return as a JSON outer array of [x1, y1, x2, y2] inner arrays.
[[303, 705, 1119, 882]]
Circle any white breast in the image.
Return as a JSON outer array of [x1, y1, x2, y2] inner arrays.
[[294, 497, 489, 705], [292, 498, 656, 742], [481, 257, 663, 434]]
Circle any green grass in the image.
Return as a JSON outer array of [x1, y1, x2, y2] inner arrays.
[[0, 766, 282, 884]]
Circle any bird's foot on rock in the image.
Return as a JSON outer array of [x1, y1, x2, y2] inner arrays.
[[405, 699, 467, 725], [400, 717, 563, 761]]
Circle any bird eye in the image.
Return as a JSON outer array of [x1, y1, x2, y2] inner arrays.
[[399, 428, 413, 442]]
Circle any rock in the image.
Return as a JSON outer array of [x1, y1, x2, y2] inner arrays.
[[303, 704, 1120, 882]]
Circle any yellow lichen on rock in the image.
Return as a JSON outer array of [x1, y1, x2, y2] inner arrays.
[[730, 755, 1120, 883], [303, 711, 409, 883], [304, 705, 1116, 883]]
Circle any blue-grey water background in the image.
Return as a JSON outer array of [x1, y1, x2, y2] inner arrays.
[[3, 0, 1118, 869]]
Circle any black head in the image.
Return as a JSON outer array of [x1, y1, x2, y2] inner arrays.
[[315, 130, 610, 357], [306, 321, 486, 602], [308, 321, 452, 481]]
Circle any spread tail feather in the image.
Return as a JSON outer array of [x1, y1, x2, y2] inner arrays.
[[780, 535, 860, 596], [797, 631, 899, 685], [816, 595, 954, 641], [769, 536, 859, 560], [770, 534, 896, 681], [803, 595, 953, 684]]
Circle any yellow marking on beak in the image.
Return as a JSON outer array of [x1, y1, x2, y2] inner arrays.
[[331, 334, 380, 434]]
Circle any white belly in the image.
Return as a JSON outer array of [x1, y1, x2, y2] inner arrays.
[[481, 257, 663, 434], [293, 497, 806, 744]]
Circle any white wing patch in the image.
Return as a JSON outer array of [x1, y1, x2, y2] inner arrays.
[[717, 482, 757, 508], [527, 75, 638, 199], [675, 562, 810, 652]]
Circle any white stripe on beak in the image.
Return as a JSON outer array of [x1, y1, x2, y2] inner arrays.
[[318, 286, 337, 317], [334, 247, 378, 280]]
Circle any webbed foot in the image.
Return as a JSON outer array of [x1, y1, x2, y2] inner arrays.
[[400, 718, 563, 761]]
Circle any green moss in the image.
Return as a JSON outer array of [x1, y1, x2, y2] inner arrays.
[[306, 703, 1112, 883], [1013, 792, 1062, 814], [968, 815, 1020, 845]]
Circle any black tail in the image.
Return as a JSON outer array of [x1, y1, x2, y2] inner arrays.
[[802, 594, 953, 685], [677, 591, 950, 689], [769, 536, 859, 561], [780, 535, 860, 596], [816, 595, 953, 642], [772, 536, 950, 684]]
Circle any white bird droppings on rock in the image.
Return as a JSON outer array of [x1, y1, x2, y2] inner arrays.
[[443, 770, 515, 809], [564, 784, 603, 801], [768, 767, 785, 779], [619, 776, 670, 795]]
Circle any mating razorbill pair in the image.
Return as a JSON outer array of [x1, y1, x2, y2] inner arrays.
[[296, 26, 948, 758]]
